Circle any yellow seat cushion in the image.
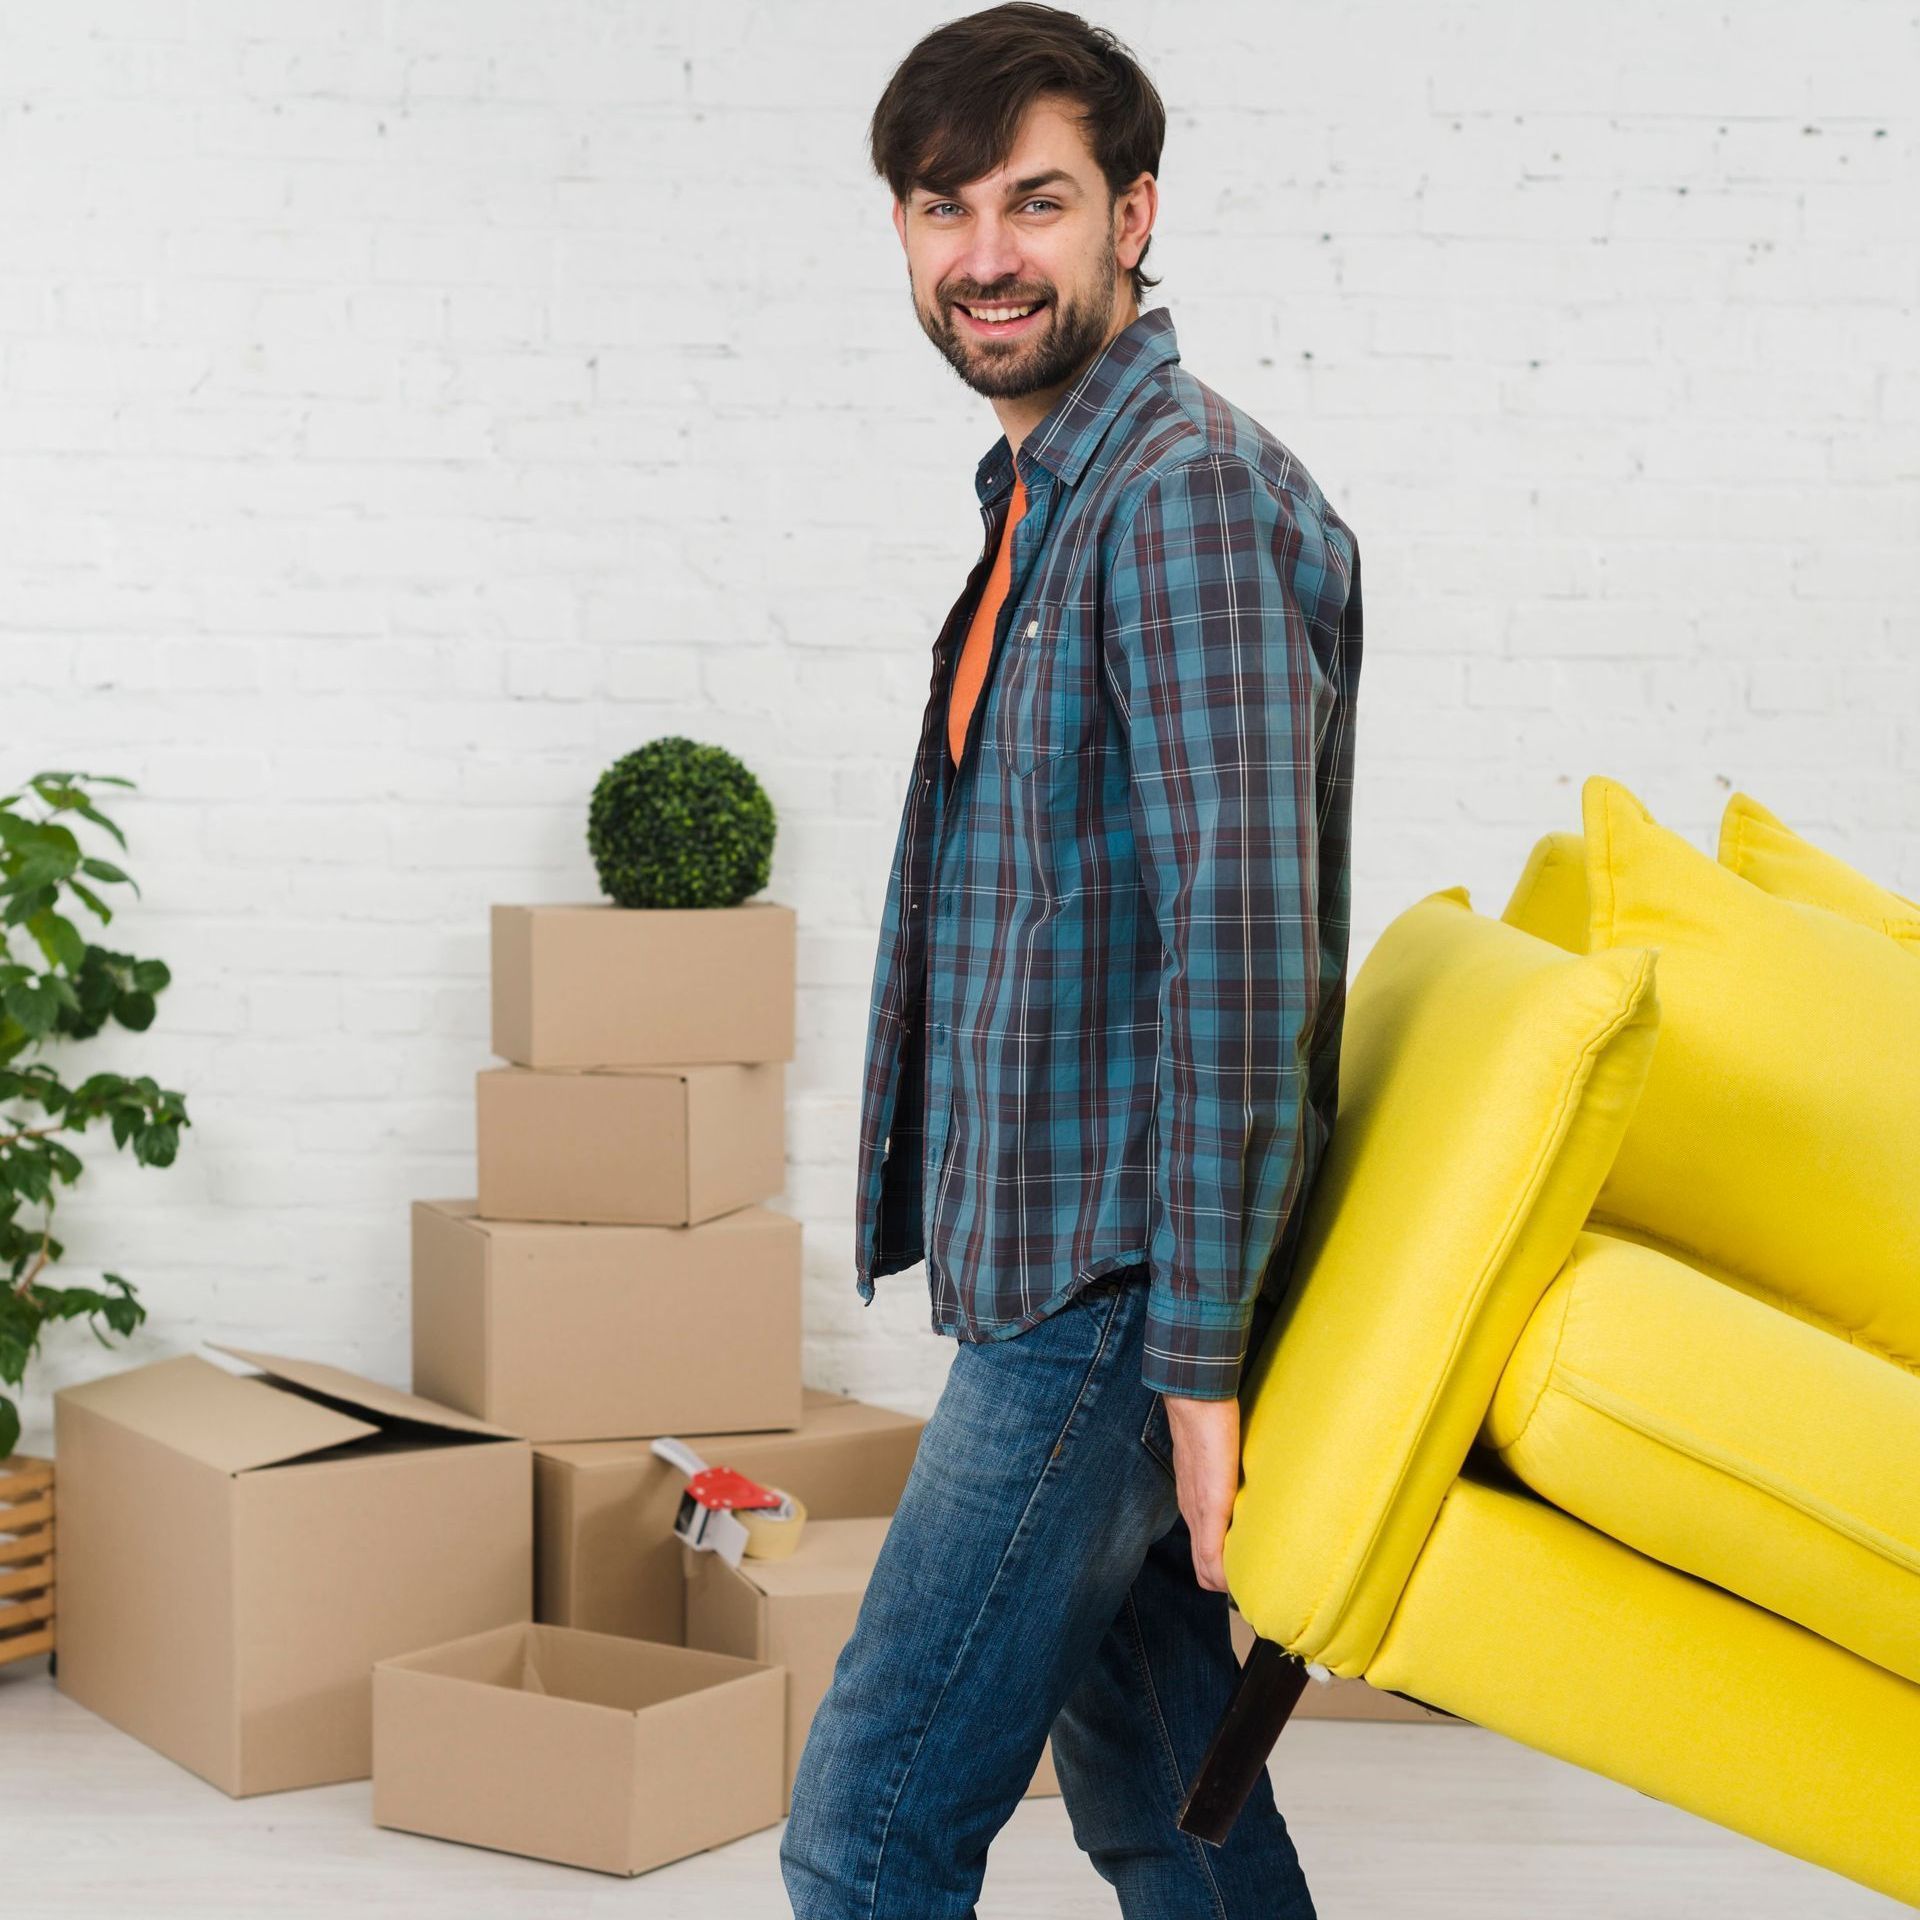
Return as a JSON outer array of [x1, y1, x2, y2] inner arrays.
[[1480, 1226, 1920, 1687], [1582, 773, 1920, 1374], [1717, 790, 1920, 953], [1225, 886, 1659, 1671], [1365, 1458, 1920, 1909]]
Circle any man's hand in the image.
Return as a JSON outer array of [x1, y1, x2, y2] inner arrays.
[[1161, 1391, 1241, 1591]]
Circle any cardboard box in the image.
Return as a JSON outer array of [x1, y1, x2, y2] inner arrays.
[[536, 1386, 924, 1644], [412, 1199, 803, 1442], [476, 1061, 785, 1226], [373, 1621, 784, 1875], [491, 901, 796, 1069], [52, 1345, 532, 1796], [685, 1515, 1059, 1809]]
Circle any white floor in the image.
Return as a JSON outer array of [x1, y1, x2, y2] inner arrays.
[[2, 1653, 1904, 1917]]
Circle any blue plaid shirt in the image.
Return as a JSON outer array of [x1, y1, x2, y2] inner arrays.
[[853, 304, 1363, 1400]]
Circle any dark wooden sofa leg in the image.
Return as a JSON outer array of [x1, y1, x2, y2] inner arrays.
[[1176, 1635, 1311, 1845]]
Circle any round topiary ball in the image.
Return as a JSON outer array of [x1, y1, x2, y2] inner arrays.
[[587, 736, 776, 909]]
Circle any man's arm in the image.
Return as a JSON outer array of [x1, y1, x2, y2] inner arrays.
[[1100, 452, 1331, 1403]]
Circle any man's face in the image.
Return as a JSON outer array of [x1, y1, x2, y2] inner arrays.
[[894, 94, 1145, 401]]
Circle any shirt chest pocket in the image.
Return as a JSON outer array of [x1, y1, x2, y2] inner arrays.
[[987, 601, 1087, 778]]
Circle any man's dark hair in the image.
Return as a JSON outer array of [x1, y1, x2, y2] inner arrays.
[[868, 3, 1166, 307]]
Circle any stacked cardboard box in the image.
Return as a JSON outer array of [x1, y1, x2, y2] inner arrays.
[[51, 893, 1424, 1881], [392, 897, 1058, 1871]]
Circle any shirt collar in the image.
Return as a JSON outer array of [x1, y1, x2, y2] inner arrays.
[[972, 304, 1181, 506]]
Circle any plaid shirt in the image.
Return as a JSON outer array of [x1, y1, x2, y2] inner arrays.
[[852, 304, 1363, 1400]]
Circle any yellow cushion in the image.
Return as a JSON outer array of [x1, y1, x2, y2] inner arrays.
[[1504, 790, 1920, 964], [1717, 790, 1920, 954], [1365, 1460, 1920, 1909], [1582, 773, 1920, 1372], [1481, 1226, 1920, 1687], [1500, 830, 1588, 953], [1225, 885, 1659, 1671]]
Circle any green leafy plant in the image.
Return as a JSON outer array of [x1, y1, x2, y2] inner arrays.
[[0, 771, 190, 1457], [588, 736, 776, 909]]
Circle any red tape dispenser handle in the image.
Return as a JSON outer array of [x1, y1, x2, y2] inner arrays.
[[649, 1436, 809, 1567]]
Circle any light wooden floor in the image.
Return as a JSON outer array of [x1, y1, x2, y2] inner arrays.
[[2, 1654, 1903, 1917]]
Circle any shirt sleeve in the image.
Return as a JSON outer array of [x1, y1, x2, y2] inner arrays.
[[1100, 453, 1332, 1402]]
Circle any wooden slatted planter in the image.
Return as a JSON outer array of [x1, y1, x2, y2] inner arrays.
[[0, 1455, 55, 1669]]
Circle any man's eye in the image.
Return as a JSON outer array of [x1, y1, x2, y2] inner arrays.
[[925, 199, 1060, 217]]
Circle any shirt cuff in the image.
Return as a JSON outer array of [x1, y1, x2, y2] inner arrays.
[[1140, 1279, 1258, 1400]]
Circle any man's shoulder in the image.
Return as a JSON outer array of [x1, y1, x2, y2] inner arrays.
[[1095, 360, 1350, 548]]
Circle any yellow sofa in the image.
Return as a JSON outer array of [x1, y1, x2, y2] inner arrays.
[[1184, 774, 1920, 1908]]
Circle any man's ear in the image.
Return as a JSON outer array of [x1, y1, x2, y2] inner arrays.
[[892, 197, 908, 252], [1115, 173, 1157, 272]]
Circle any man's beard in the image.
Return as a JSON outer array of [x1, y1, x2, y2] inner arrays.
[[916, 247, 1121, 400]]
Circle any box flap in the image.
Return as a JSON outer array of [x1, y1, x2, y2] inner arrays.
[[207, 1344, 521, 1440], [59, 1351, 381, 1475], [520, 1646, 549, 1696]]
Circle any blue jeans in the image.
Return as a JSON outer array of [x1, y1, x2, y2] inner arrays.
[[780, 1267, 1315, 1918]]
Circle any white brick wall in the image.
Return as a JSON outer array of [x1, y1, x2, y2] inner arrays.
[[4, 2, 1916, 1449]]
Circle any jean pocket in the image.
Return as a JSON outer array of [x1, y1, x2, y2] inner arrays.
[[1065, 1276, 1125, 1334], [1140, 1388, 1176, 1486]]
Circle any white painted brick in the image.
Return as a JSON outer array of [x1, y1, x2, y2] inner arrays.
[[3, 0, 1914, 1450], [602, 648, 704, 703]]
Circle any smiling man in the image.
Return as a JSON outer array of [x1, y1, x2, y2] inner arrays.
[[781, 7, 1362, 1916]]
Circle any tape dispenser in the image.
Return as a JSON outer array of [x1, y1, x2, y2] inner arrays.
[[650, 1434, 808, 1566]]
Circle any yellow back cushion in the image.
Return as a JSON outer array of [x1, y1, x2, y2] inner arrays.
[[1505, 790, 1920, 963], [1718, 791, 1920, 955], [1501, 830, 1589, 953], [1226, 885, 1660, 1670], [1583, 774, 1920, 1372]]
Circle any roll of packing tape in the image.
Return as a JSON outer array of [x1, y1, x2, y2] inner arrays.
[[737, 1489, 807, 1560]]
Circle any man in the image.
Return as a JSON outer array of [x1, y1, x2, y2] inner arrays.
[[782, 7, 1361, 1915]]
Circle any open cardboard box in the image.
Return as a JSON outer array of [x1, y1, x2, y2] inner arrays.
[[373, 1620, 784, 1876], [52, 1345, 532, 1795]]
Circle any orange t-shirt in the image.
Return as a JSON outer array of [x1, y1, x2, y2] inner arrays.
[[947, 469, 1029, 767]]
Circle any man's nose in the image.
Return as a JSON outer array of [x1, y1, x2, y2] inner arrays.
[[954, 216, 1027, 291]]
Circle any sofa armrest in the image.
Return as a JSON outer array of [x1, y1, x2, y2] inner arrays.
[[1221, 886, 1659, 1676]]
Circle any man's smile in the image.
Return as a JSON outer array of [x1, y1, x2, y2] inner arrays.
[[954, 297, 1051, 338]]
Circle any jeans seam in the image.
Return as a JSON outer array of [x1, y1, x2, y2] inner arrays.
[[863, 1282, 1126, 1917], [1122, 1583, 1230, 1919]]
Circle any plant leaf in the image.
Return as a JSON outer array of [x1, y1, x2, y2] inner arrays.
[[27, 909, 86, 973], [67, 879, 113, 926], [3, 978, 61, 1039], [113, 989, 157, 1032]]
